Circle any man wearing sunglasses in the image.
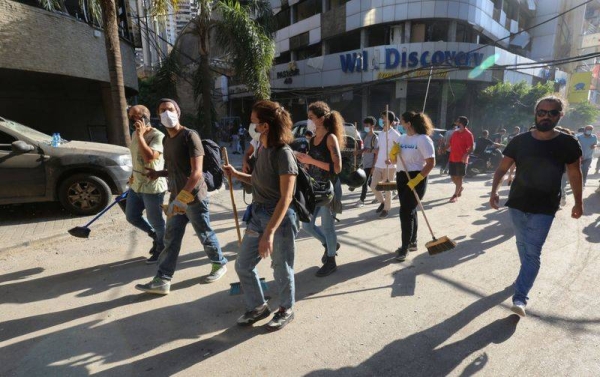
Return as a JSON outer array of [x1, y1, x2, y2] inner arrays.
[[489, 96, 583, 318]]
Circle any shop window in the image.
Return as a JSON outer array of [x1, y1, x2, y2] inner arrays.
[[456, 23, 476, 43], [327, 30, 360, 54], [367, 25, 389, 47], [294, 0, 322, 23], [275, 7, 291, 29], [426, 20, 449, 42]]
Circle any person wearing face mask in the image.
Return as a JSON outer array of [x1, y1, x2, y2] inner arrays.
[[223, 100, 298, 331], [389, 111, 435, 262], [354, 116, 378, 207], [490, 96, 583, 318], [576, 125, 597, 186], [370, 110, 401, 217], [135, 98, 228, 295], [125, 105, 168, 264], [447, 116, 473, 202], [242, 123, 262, 174], [296, 101, 345, 277]]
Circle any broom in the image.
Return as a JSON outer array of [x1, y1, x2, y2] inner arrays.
[[375, 105, 397, 191], [396, 128, 456, 256], [222, 147, 242, 245]]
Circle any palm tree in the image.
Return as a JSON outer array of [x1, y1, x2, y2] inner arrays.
[[188, 0, 276, 137], [37, 0, 177, 146]]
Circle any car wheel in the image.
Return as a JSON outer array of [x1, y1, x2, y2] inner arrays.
[[58, 174, 111, 216]]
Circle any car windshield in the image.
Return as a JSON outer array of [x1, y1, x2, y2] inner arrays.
[[1, 118, 53, 142]]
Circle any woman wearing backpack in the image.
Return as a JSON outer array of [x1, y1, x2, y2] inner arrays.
[[223, 100, 299, 331], [296, 101, 345, 277]]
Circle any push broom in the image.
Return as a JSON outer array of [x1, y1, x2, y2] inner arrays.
[[221, 147, 242, 245], [375, 105, 397, 191], [68, 190, 129, 238]]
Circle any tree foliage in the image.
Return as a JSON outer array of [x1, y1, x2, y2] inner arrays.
[[561, 102, 600, 129], [137, 52, 181, 112], [476, 81, 554, 132]]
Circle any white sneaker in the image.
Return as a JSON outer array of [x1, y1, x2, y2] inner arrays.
[[204, 264, 227, 283], [355, 200, 364, 208], [560, 196, 567, 206], [511, 301, 526, 317]]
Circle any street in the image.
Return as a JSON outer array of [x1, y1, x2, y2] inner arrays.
[[1, 156, 600, 376]]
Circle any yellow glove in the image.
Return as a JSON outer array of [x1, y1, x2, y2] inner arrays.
[[176, 190, 194, 204], [165, 190, 194, 218], [389, 142, 400, 161], [407, 173, 425, 190]]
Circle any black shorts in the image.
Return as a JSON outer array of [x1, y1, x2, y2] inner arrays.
[[449, 162, 466, 177]]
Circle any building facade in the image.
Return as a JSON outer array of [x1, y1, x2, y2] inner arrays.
[[233, 0, 564, 128]]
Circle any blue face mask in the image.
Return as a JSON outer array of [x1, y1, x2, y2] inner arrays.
[[397, 126, 405, 134], [378, 118, 384, 127]]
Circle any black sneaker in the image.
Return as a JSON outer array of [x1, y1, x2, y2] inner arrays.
[[378, 210, 389, 218], [265, 307, 294, 331], [237, 304, 271, 326], [321, 242, 340, 264], [408, 242, 418, 252], [375, 203, 384, 213], [395, 247, 408, 262], [316, 256, 337, 277], [146, 252, 161, 264]]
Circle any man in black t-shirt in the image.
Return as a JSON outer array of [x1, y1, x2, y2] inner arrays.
[[473, 130, 502, 156], [489, 96, 583, 318]]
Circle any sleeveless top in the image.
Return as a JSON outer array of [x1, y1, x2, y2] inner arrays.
[[308, 133, 334, 182]]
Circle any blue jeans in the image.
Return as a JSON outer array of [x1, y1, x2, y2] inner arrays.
[[581, 158, 592, 186], [125, 189, 166, 254], [235, 203, 298, 310], [157, 199, 226, 280], [302, 205, 337, 257], [509, 208, 554, 304]]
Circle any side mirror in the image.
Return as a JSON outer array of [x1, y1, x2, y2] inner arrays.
[[12, 140, 35, 153]]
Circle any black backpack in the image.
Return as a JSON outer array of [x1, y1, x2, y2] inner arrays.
[[293, 163, 316, 223], [201, 138, 224, 192]]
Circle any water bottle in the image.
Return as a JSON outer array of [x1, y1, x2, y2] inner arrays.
[[51, 133, 60, 147]]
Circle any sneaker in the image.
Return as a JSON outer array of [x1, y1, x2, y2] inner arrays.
[[237, 304, 271, 326], [321, 242, 340, 264], [408, 242, 418, 252], [135, 277, 170, 295], [395, 247, 408, 262], [355, 200, 364, 208], [560, 196, 567, 207], [511, 301, 526, 317], [146, 252, 161, 264], [379, 210, 388, 218], [375, 203, 384, 213], [316, 256, 337, 277], [266, 308, 294, 331], [204, 264, 227, 283]]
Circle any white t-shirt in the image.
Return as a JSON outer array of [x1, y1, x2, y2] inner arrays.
[[395, 134, 435, 172], [374, 128, 401, 168]]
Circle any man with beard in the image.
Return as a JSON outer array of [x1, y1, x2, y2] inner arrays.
[[489, 96, 583, 318]]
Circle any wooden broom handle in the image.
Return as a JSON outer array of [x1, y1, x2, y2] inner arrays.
[[385, 105, 391, 182], [397, 151, 437, 240], [222, 147, 242, 245], [353, 122, 358, 170]]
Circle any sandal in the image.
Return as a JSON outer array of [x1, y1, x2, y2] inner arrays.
[[449, 195, 458, 203]]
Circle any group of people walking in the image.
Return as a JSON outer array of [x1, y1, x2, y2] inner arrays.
[[123, 95, 587, 330]]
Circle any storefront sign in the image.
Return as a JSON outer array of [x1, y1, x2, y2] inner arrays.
[[340, 48, 484, 73]]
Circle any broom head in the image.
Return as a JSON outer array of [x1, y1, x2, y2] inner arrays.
[[68, 226, 91, 238], [375, 180, 397, 191], [426, 236, 456, 255]]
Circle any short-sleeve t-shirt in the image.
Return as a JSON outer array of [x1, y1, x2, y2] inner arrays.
[[362, 133, 378, 169], [163, 128, 207, 202], [129, 128, 168, 194], [503, 131, 582, 216], [449, 128, 474, 163], [576, 134, 598, 160], [395, 134, 435, 172], [252, 145, 298, 205], [473, 137, 494, 156], [374, 128, 401, 168]]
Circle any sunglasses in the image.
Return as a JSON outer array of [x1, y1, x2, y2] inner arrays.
[[536, 109, 560, 117]]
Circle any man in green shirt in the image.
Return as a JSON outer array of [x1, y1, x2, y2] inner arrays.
[[126, 105, 168, 263]]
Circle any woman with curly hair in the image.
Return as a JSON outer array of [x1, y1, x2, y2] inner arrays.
[[296, 101, 346, 277]]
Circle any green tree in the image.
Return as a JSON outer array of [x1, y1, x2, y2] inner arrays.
[[137, 52, 181, 111], [186, 0, 276, 137], [37, 0, 178, 146], [561, 102, 600, 129], [475, 81, 554, 132]]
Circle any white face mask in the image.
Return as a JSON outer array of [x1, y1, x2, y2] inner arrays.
[[585, 130, 592, 136], [307, 119, 316, 133], [249, 123, 261, 142], [364, 127, 370, 133], [160, 110, 178, 128]]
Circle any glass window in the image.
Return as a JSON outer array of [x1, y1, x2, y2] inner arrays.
[[275, 8, 291, 29], [295, 0, 322, 23], [295, 43, 322, 60], [274, 51, 292, 65], [0, 130, 17, 150], [327, 30, 360, 54]]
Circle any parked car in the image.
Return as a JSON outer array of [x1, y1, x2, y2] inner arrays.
[[290, 120, 363, 185], [0, 117, 132, 215]]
